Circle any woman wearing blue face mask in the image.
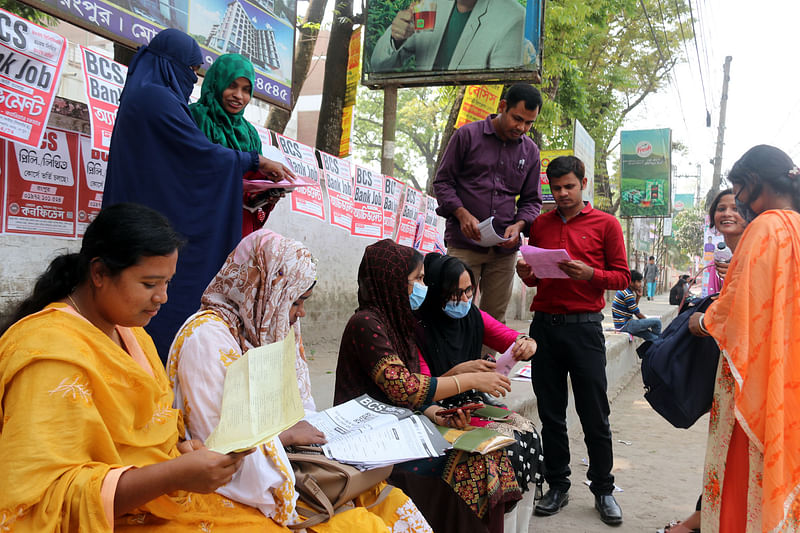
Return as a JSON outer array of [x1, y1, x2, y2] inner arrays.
[[335, 240, 521, 533], [414, 254, 542, 508]]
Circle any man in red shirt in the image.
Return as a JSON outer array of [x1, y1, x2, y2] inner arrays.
[[517, 156, 630, 525]]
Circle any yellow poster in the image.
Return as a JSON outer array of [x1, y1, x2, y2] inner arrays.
[[540, 149, 573, 202], [344, 27, 362, 108], [339, 104, 354, 158], [455, 84, 504, 128]]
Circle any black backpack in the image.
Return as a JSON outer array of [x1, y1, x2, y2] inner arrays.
[[668, 282, 684, 305], [636, 295, 720, 429]]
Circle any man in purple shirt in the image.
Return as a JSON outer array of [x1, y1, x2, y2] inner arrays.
[[433, 83, 542, 322]]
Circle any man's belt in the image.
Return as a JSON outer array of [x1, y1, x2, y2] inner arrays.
[[533, 311, 604, 325]]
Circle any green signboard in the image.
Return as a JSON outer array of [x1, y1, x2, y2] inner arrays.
[[620, 128, 672, 217]]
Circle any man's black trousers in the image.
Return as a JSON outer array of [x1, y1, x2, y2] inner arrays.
[[529, 316, 615, 496]]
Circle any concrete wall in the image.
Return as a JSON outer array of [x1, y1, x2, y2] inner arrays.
[[262, 199, 370, 345]]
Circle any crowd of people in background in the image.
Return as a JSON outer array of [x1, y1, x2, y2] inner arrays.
[[0, 25, 798, 533]]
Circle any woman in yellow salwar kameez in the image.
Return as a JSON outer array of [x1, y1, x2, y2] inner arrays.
[[689, 145, 800, 533], [0, 203, 288, 532], [167, 228, 432, 532]]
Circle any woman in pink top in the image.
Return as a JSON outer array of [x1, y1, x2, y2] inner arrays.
[[413, 253, 543, 499]]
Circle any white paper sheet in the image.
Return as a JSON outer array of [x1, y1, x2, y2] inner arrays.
[[472, 216, 510, 247]]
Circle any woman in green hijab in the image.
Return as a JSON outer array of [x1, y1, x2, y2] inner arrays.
[[190, 53, 283, 234]]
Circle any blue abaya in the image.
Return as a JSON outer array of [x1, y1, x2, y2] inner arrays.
[[103, 29, 259, 362]]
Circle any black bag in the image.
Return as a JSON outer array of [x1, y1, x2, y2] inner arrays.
[[668, 283, 684, 305], [636, 295, 720, 429]]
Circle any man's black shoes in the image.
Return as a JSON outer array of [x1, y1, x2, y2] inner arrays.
[[594, 494, 623, 525], [533, 488, 569, 516]]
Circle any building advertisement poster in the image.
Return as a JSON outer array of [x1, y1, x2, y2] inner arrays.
[[620, 128, 672, 217], [419, 194, 438, 253], [274, 133, 326, 221], [454, 85, 502, 129], [573, 119, 595, 203], [4, 128, 78, 237], [539, 149, 572, 203], [319, 150, 354, 232], [382, 174, 403, 239], [26, 0, 296, 107], [673, 193, 694, 212], [76, 135, 106, 236], [80, 46, 126, 152], [396, 185, 422, 247], [363, 0, 543, 86], [352, 165, 384, 238], [0, 8, 67, 148]]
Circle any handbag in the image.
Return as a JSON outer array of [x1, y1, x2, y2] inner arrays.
[[287, 446, 393, 529], [636, 294, 720, 429]]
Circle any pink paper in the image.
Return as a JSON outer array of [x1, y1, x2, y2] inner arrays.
[[520, 245, 572, 279], [495, 344, 516, 376], [242, 175, 318, 194]]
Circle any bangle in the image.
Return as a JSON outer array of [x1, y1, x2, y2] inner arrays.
[[698, 313, 711, 335], [516, 334, 531, 342], [452, 375, 461, 394]]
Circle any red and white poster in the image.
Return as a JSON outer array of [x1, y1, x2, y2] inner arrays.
[[395, 185, 422, 247], [80, 46, 126, 151], [0, 10, 67, 148], [76, 135, 106, 237], [4, 128, 79, 237], [275, 133, 325, 221], [419, 194, 439, 253], [319, 150, 354, 232], [352, 165, 384, 239], [0, 140, 5, 233], [382, 175, 403, 239]]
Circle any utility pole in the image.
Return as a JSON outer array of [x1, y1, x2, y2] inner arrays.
[[707, 56, 732, 207], [381, 86, 398, 175]]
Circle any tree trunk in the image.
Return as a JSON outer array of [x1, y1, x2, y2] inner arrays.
[[315, 0, 354, 154], [265, 0, 328, 133], [428, 86, 466, 196]]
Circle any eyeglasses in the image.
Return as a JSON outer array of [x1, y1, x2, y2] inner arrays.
[[448, 286, 474, 301]]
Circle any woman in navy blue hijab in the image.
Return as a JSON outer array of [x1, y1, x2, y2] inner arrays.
[[103, 29, 293, 362]]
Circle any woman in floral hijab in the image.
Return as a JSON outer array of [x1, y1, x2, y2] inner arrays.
[[167, 229, 431, 531]]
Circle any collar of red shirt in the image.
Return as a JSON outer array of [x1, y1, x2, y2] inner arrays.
[[554, 201, 593, 222]]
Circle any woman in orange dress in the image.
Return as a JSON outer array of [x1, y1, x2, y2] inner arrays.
[[688, 145, 800, 532]]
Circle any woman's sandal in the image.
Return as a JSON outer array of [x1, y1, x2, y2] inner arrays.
[[657, 521, 700, 533]]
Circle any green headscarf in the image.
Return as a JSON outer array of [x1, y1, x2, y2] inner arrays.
[[190, 54, 262, 153]]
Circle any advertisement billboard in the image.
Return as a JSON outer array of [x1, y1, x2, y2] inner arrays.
[[620, 128, 672, 218], [363, 0, 542, 86], [23, 0, 296, 107]]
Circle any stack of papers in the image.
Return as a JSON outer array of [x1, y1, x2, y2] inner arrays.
[[305, 395, 452, 470], [471, 216, 510, 247]]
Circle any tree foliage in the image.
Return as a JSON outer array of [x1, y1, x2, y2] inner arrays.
[[534, 0, 692, 213], [352, 85, 451, 191], [672, 205, 705, 260], [0, 0, 55, 25]]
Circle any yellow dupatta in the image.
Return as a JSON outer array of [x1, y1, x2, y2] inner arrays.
[[705, 210, 800, 532], [0, 304, 284, 532]]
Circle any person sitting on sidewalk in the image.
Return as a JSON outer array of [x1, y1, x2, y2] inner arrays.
[[612, 269, 662, 342]]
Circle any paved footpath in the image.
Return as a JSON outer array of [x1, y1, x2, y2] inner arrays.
[[305, 294, 709, 532], [524, 294, 708, 532]]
